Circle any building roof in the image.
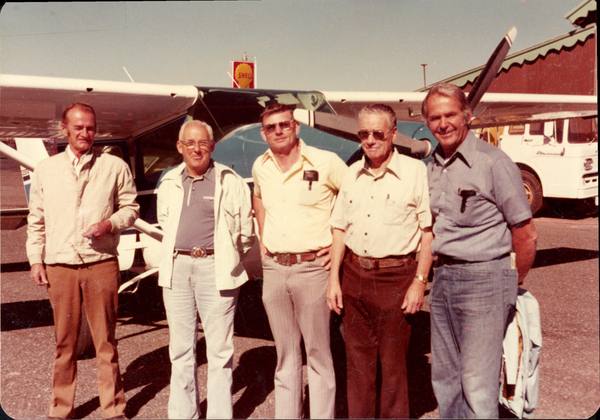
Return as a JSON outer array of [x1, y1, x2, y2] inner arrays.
[[565, 0, 597, 27], [417, 25, 595, 91]]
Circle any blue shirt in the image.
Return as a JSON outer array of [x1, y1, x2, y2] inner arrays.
[[427, 131, 531, 262]]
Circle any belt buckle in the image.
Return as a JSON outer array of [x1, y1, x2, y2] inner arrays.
[[276, 253, 292, 266], [191, 247, 207, 258], [358, 256, 375, 270]]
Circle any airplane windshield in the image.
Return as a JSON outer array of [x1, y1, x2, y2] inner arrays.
[[191, 87, 334, 141]]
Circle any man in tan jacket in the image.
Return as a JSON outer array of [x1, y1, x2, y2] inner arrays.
[[27, 102, 139, 419]]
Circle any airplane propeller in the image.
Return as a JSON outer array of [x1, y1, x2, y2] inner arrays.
[[467, 27, 517, 112]]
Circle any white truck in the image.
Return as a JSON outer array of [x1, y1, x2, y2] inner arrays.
[[476, 116, 598, 215]]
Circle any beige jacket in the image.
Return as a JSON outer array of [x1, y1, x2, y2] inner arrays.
[[26, 149, 139, 265]]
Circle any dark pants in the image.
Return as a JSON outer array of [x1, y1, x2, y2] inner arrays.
[[341, 252, 416, 419]]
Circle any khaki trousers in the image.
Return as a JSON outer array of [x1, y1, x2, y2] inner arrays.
[[46, 258, 126, 419], [261, 255, 336, 419]]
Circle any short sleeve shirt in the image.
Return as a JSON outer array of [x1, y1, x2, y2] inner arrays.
[[330, 149, 432, 258], [252, 139, 347, 253], [427, 131, 532, 261]]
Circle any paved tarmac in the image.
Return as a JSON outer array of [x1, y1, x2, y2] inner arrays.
[[1, 157, 599, 419]]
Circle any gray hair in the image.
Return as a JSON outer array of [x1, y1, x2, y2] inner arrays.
[[358, 104, 397, 129], [178, 119, 214, 142], [421, 83, 471, 124]]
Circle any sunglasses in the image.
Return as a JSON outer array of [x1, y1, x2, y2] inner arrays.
[[263, 119, 296, 135], [179, 140, 214, 150], [357, 128, 394, 141]]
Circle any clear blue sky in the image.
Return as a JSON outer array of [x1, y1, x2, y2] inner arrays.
[[0, 1, 584, 92]]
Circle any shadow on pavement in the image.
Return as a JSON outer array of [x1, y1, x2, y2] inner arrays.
[[535, 198, 598, 220], [0, 261, 30, 273], [1, 299, 53, 331], [407, 310, 437, 418], [533, 247, 599, 268], [231, 345, 277, 419]]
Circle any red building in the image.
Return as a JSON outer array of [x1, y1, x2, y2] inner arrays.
[[422, 0, 597, 96]]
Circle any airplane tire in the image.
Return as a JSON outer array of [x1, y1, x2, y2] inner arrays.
[[521, 170, 543, 216]]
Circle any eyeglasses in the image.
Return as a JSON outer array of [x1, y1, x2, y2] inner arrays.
[[179, 140, 214, 150], [262, 119, 296, 135], [357, 128, 394, 141]]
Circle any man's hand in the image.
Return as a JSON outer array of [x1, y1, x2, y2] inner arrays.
[[317, 246, 332, 270], [401, 279, 427, 314], [30, 263, 48, 286], [82, 220, 112, 240], [326, 277, 344, 315], [259, 241, 267, 262]]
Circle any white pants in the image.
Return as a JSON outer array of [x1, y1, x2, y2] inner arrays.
[[163, 255, 239, 419]]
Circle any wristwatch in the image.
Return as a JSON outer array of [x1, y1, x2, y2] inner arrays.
[[415, 274, 428, 284]]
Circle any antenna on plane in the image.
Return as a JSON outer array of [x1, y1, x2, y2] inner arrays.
[[123, 67, 135, 83]]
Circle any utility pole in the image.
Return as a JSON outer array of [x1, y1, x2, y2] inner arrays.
[[421, 64, 427, 89]]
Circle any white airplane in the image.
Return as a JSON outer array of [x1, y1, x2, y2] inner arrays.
[[1, 27, 597, 293]]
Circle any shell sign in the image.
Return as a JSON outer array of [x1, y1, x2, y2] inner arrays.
[[232, 61, 255, 89]]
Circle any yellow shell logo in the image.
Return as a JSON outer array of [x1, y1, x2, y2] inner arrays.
[[234, 63, 254, 88]]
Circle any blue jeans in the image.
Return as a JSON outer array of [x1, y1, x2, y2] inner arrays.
[[430, 257, 518, 418], [162, 255, 239, 419]]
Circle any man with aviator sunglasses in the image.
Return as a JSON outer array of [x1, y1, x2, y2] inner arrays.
[[252, 102, 347, 418], [328, 103, 433, 418]]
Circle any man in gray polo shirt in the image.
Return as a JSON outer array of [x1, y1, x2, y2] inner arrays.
[[423, 83, 538, 418], [156, 119, 254, 419]]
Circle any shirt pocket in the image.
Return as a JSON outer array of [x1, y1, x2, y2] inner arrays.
[[383, 195, 411, 226], [450, 190, 488, 227], [298, 181, 320, 206]]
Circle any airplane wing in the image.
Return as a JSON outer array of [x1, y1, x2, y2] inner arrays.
[[0, 74, 199, 139], [321, 90, 598, 128]]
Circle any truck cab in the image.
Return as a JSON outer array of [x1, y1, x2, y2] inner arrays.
[[477, 116, 598, 215]]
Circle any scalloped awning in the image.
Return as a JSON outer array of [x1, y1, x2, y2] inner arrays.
[[565, 0, 596, 27], [418, 25, 595, 91]]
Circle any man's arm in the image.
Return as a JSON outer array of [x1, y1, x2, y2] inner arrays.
[[511, 218, 537, 285], [102, 161, 140, 237], [253, 193, 267, 261], [26, 168, 47, 285], [238, 178, 256, 255], [401, 227, 433, 314], [326, 228, 346, 315]]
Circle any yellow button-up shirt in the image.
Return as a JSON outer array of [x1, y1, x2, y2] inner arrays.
[[252, 139, 347, 253], [330, 150, 432, 258]]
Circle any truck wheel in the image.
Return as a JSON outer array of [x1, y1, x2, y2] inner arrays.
[[521, 170, 543, 215]]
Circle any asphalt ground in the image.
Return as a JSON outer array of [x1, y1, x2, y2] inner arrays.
[[2, 157, 599, 419]]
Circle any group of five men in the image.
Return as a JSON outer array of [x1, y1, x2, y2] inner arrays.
[[27, 82, 537, 419]]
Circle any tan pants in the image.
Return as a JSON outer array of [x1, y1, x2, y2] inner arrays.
[[261, 255, 336, 419], [46, 258, 126, 419]]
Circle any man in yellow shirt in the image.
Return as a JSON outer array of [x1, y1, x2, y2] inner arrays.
[[252, 102, 347, 418], [327, 104, 433, 418]]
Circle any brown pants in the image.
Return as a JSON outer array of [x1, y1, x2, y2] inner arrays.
[[46, 258, 126, 419], [341, 252, 416, 419]]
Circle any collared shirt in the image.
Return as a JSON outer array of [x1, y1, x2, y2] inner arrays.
[[427, 131, 532, 262], [66, 145, 92, 177], [330, 149, 432, 258], [174, 164, 216, 249], [252, 139, 347, 253]]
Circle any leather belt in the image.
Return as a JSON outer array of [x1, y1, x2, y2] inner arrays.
[[436, 252, 510, 267], [175, 247, 215, 258], [350, 250, 415, 270], [266, 250, 318, 266]]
